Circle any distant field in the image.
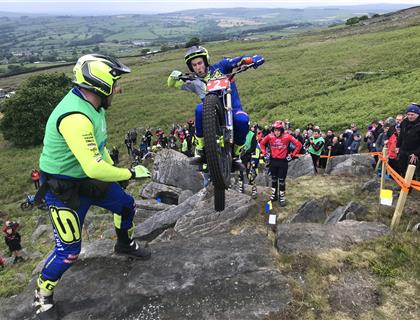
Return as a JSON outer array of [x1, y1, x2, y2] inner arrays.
[[1, 18, 420, 205], [0, 6, 401, 67]]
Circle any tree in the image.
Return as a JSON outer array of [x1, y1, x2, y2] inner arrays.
[[0, 73, 72, 147], [185, 37, 200, 48]]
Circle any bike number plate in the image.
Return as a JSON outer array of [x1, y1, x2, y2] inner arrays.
[[207, 78, 229, 92]]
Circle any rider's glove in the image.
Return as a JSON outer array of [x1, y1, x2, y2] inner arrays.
[[239, 57, 254, 66], [252, 55, 265, 69], [130, 165, 151, 179], [167, 70, 183, 88], [120, 165, 151, 189], [170, 70, 182, 80]]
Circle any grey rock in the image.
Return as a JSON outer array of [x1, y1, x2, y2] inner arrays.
[[135, 199, 175, 223], [134, 189, 207, 240], [31, 225, 54, 243], [153, 149, 203, 193], [174, 189, 257, 238], [362, 178, 380, 192], [345, 212, 357, 220], [275, 221, 390, 254], [135, 188, 256, 241], [1, 233, 291, 320], [286, 199, 326, 223], [325, 201, 368, 224], [254, 169, 271, 187], [326, 154, 375, 176], [178, 189, 194, 204], [140, 181, 184, 204], [84, 213, 113, 226], [288, 154, 315, 178]]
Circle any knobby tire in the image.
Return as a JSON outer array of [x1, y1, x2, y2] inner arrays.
[[203, 94, 230, 211]]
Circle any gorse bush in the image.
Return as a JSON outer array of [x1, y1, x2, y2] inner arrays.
[[0, 73, 72, 147]]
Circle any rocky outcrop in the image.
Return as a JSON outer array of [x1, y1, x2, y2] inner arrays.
[[134, 199, 175, 223], [288, 154, 315, 178], [275, 221, 390, 254], [152, 149, 203, 193], [140, 181, 184, 204], [325, 154, 375, 176], [135, 188, 256, 241], [286, 199, 326, 223], [1, 233, 291, 320], [324, 201, 368, 224]]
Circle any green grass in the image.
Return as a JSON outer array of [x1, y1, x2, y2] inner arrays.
[[1, 18, 420, 316]]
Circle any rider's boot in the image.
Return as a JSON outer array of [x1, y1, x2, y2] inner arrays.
[[190, 136, 206, 165], [251, 185, 258, 199], [270, 187, 278, 201], [279, 191, 286, 207], [33, 276, 59, 320], [232, 144, 245, 172], [114, 225, 151, 260], [237, 179, 245, 193], [270, 177, 278, 201]]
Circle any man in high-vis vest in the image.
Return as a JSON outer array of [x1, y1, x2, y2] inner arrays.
[[308, 128, 325, 173], [33, 54, 151, 319], [238, 125, 260, 198]]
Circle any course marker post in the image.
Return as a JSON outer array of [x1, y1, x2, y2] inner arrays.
[[380, 147, 388, 191], [326, 148, 332, 171], [390, 164, 416, 230]]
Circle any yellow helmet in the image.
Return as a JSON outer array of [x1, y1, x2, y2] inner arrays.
[[73, 54, 131, 97]]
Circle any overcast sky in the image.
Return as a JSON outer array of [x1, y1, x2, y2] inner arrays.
[[1, 0, 420, 15]]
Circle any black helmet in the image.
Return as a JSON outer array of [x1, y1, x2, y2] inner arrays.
[[184, 46, 209, 72]]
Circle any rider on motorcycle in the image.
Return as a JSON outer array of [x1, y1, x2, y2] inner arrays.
[[260, 121, 302, 206], [168, 46, 264, 167]]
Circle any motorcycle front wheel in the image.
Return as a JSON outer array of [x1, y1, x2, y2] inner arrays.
[[203, 94, 232, 211]]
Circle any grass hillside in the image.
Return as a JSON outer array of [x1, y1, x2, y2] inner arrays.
[[1, 10, 420, 204], [0, 11, 419, 319]]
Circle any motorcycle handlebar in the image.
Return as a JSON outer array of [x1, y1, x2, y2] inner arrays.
[[178, 63, 255, 82]]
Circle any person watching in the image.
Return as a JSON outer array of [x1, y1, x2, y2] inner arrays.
[[260, 121, 302, 206], [33, 54, 151, 319]]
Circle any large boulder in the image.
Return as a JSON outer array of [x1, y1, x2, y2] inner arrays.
[[140, 181, 184, 204], [134, 189, 207, 241], [134, 199, 175, 223], [135, 188, 256, 241], [324, 201, 368, 224], [153, 149, 203, 193], [1, 233, 291, 320], [275, 221, 390, 254], [288, 154, 315, 178], [325, 154, 375, 176], [286, 199, 326, 223], [174, 189, 257, 238]]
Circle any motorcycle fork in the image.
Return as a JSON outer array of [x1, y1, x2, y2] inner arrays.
[[223, 89, 233, 145]]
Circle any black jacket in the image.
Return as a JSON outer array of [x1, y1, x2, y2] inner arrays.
[[397, 117, 420, 156]]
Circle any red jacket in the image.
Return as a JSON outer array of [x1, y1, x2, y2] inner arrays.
[[387, 132, 398, 160], [260, 132, 302, 159]]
